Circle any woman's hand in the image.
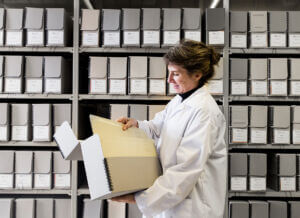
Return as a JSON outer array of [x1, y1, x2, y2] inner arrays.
[[111, 194, 136, 204], [117, 117, 138, 130]]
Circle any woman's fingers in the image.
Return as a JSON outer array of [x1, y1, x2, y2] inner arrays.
[[116, 117, 128, 124]]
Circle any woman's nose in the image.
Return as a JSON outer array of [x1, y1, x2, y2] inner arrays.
[[168, 73, 173, 83]]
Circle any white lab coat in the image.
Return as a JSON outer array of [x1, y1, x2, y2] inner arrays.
[[135, 86, 227, 218]]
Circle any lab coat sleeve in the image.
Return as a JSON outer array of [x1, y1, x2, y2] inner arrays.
[[135, 110, 216, 216]]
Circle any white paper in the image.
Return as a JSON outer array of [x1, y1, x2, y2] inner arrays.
[[34, 174, 51, 189], [274, 129, 290, 144], [250, 177, 266, 191], [15, 174, 32, 189], [0, 30, 4, 46], [250, 128, 267, 144], [231, 81, 247, 95], [45, 79, 62, 93], [168, 84, 177, 95], [0, 174, 13, 188], [90, 79, 106, 94], [82, 31, 99, 46], [47, 30, 64, 46], [33, 126, 50, 141], [270, 81, 287, 95], [149, 79, 165, 94], [232, 128, 248, 143], [0, 126, 8, 141], [163, 31, 180, 45], [12, 126, 28, 141], [5, 78, 22, 93], [0, 77, 2, 92], [143, 31, 160, 45], [293, 129, 300, 144], [6, 31, 23, 46], [230, 177, 247, 191], [27, 30, 44, 46], [231, 34, 247, 48], [251, 33, 268, 48], [251, 81, 267, 95], [54, 174, 71, 188], [184, 31, 201, 42], [104, 32, 120, 46], [289, 34, 300, 47], [130, 79, 147, 94], [109, 79, 126, 94], [208, 80, 223, 94], [208, 31, 224, 45], [123, 31, 140, 45], [290, 81, 300, 95], [270, 33, 286, 47], [280, 177, 296, 191], [26, 79, 43, 93]]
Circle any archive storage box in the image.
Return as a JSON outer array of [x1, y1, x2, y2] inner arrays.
[[128, 56, 147, 95], [208, 57, 223, 95], [81, 9, 100, 47], [289, 59, 300, 96], [182, 8, 201, 42], [249, 105, 268, 144], [0, 103, 10, 141], [0, 151, 14, 189], [89, 57, 108, 94], [122, 8, 140, 47], [25, 56, 43, 94], [0, 8, 4, 46], [268, 201, 287, 218], [0, 56, 3, 92], [162, 8, 181, 47], [249, 58, 268, 96], [5, 9, 24, 46], [4, 56, 24, 94], [248, 153, 267, 191], [0, 199, 13, 218], [292, 106, 300, 144], [24, 7, 44, 46], [229, 153, 248, 191], [249, 11, 268, 48], [269, 58, 288, 96], [269, 11, 287, 48], [15, 199, 35, 218], [141, 8, 160, 47], [288, 11, 300, 48], [53, 151, 71, 189], [34, 151, 52, 189], [229, 201, 249, 218], [230, 58, 248, 96], [102, 9, 121, 47], [206, 8, 225, 46], [15, 151, 33, 189], [230, 106, 248, 144], [230, 11, 247, 48], [11, 104, 31, 141], [36, 198, 54, 218], [32, 104, 52, 142], [148, 57, 166, 95], [108, 57, 127, 95], [270, 106, 290, 144], [249, 201, 268, 218]]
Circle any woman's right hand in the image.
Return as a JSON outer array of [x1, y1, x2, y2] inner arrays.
[[117, 117, 138, 131]]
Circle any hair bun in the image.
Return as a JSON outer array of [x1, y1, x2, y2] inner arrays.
[[209, 47, 221, 66]]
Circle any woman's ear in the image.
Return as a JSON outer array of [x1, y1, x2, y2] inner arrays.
[[193, 72, 202, 81]]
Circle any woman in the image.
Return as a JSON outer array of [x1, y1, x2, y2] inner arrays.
[[113, 40, 227, 218]]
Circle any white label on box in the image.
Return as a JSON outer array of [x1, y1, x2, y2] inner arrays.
[[90, 79, 106, 93], [250, 177, 266, 191], [280, 177, 296, 191], [250, 128, 267, 144], [231, 34, 247, 48], [130, 79, 147, 94], [251, 81, 267, 95], [6, 31, 22, 46], [82, 31, 99, 46], [231, 177, 247, 191], [15, 174, 32, 189], [104, 32, 120, 46], [12, 126, 28, 141], [291, 81, 300, 95], [5, 78, 21, 93], [124, 31, 140, 45], [0, 30, 3, 46], [47, 30, 64, 45], [232, 128, 248, 143], [209, 31, 224, 45], [270, 81, 287, 95], [149, 79, 165, 94], [55, 174, 71, 188], [168, 84, 177, 95], [45, 79, 61, 93], [231, 81, 247, 95], [143, 31, 160, 45], [0, 77, 2, 92], [274, 129, 290, 144], [184, 31, 201, 42], [33, 126, 50, 141], [26, 79, 43, 93], [0, 126, 8, 141], [34, 174, 51, 189], [109, 79, 126, 94], [293, 129, 300, 144], [163, 31, 180, 45], [0, 174, 13, 188], [251, 33, 268, 47], [270, 33, 286, 47], [208, 80, 223, 94], [289, 34, 300, 47], [27, 31, 44, 45]]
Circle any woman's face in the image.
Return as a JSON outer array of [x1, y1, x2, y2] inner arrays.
[[167, 63, 202, 94]]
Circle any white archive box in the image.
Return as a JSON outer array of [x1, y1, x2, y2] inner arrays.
[[249, 105, 268, 144], [0, 56, 3, 93], [122, 8, 140, 47], [108, 57, 127, 95], [102, 9, 121, 47], [292, 106, 300, 144], [53, 151, 71, 189], [249, 59, 268, 96], [206, 8, 225, 46], [54, 199, 71, 218], [32, 104, 52, 142], [15, 198, 35, 218], [15, 151, 33, 189], [271, 106, 291, 144], [269, 11, 287, 48], [36, 198, 54, 218], [25, 56, 43, 93], [230, 58, 248, 96], [0, 199, 14, 218], [53, 104, 72, 132], [5, 8, 24, 47], [148, 105, 166, 120], [0, 103, 10, 141], [230, 106, 248, 144], [110, 104, 129, 120], [81, 9, 100, 47], [269, 58, 288, 96], [162, 8, 181, 47], [149, 57, 166, 95], [34, 151, 52, 189], [289, 58, 300, 96], [11, 104, 31, 141], [0, 8, 5, 46], [141, 8, 161, 47], [0, 151, 14, 189], [129, 104, 148, 121], [89, 57, 107, 94], [108, 201, 126, 218], [229, 201, 249, 218], [24, 7, 45, 46], [230, 11, 248, 48], [249, 201, 269, 218], [229, 153, 248, 191], [4, 56, 24, 94], [129, 56, 147, 95], [288, 11, 300, 48], [83, 199, 103, 218], [182, 8, 201, 42], [208, 57, 223, 95], [248, 153, 267, 191], [249, 11, 268, 48]]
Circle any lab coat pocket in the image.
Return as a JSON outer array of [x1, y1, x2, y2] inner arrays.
[[171, 199, 192, 218]]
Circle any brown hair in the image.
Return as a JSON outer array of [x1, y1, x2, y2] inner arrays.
[[164, 40, 221, 84]]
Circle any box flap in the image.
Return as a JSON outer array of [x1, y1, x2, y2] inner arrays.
[[230, 58, 248, 80], [230, 11, 248, 32], [162, 8, 181, 30], [25, 7, 44, 30], [230, 201, 249, 218], [0, 8, 5, 29], [4, 56, 23, 77], [89, 57, 107, 79], [0, 151, 14, 173], [53, 104, 72, 125], [46, 8, 65, 30], [290, 59, 300, 80], [269, 58, 288, 79], [230, 106, 248, 127], [36, 199, 54, 218], [15, 151, 33, 174], [142, 8, 160, 30], [250, 105, 268, 127], [269, 201, 287, 218], [122, 8, 140, 30], [53, 151, 71, 174], [249, 153, 267, 176], [249, 201, 269, 218], [279, 154, 296, 176], [32, 104, 51, 126], [15, 199, 35, 218], [12, 104, 30, 126], [110, 104, 128, 120], [102, 9, 120, 31], [230, 153, 248, 176], [44, 56, 63, 78], [149, 57, 166, 78], [129, 104, 147, 121], [269, 11, 287, 32], [288, 201, 300, 218], [288, 11, 300, 32], [83, 199, 102, 218], [34, 151, 52, 174], [206, 8, 225, 31], [272, 106, 290, 128], [81, 9, 100, 31], [109, 57, 127, 79], [249, 59, 267, 80], [0, 56, 4, 77], [54, 199, 71, 218], [129, 56, 147, 78], [0, 199, 13, 218], [6, 8, 23, 30], [25, 56, 43, 78], [0, 103, 9, 125], [212, 57, 223, 79], [182, 8, 201, 30], [292, 106, 300, 123], [249, 11, 268, 32]]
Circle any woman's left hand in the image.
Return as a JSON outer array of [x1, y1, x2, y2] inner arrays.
[[111, 194, 136, 204]]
